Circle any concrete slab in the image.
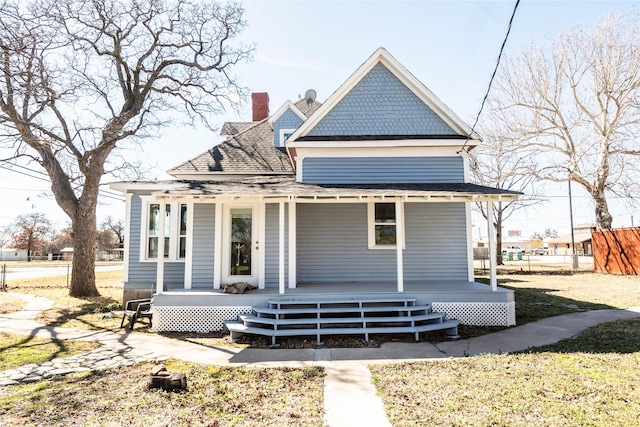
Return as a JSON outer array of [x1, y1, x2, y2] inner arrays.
[[436, 308, 640, 357], [322, 364, 391, 427]]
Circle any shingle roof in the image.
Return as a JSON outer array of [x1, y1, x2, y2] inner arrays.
[[168, 120, 294, 176], [219, 122, 254, 136], [294, 98, 322, 117], [149, 175, 523, 200]]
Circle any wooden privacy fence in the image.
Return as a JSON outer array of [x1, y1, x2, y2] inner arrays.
[[592, 227, 640, 275]]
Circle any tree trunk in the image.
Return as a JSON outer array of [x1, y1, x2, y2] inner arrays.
[[592, 191, 613, 230], [69, 198, 100, 298]]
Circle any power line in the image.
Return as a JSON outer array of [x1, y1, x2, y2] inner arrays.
[[460, 0, 521, 152], [0, 160, 125, 199], [0, 161, 125, 202]]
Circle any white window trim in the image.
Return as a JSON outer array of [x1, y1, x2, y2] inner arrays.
[[139, 196, 187, 263], [367, 201, 406, 250], [279, 128, 297, 147]]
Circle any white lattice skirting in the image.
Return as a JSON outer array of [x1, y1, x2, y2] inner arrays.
[[152, 306, 253, 332], [432, 302, 516, 326]]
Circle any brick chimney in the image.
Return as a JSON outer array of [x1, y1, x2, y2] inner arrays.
[[251, 92, 269, 121]]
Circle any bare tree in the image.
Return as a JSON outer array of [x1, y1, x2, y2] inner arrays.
[[11, 212, 52, 261], [0, 0, 252, 296], [530, 228, 558, 240], [0, 224, 11, 247], [101, 216, 125, 246], [472, 121, 540, 265], [487, 12, 640, 230], [97, 217, 123, 259], [52, 225, 74, 251]]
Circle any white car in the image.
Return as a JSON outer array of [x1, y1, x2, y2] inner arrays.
[[502, 246, 525, 255], [532, 246, 549, 255]]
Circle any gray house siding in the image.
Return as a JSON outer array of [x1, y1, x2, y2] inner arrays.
[[191, 203, 215, 288], [126, 193, 185, 288], [265, 203, 289, 288], [307, 63, 458, 137], [296, 202, 467, 283], [273, 109, 303, 147], [302, 157, 464, 184], [403, 203, 468, 280]]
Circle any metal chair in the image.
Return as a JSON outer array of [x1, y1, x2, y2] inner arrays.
[[120, 298, 153, 330]]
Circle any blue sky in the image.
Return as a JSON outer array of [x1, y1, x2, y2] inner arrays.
[[2, 0, 639, 237]]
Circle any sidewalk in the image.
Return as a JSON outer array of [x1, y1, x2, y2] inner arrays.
[[2, 292, 640, 426]]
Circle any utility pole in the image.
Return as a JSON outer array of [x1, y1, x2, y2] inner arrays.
[[568, 179, 578, 270]]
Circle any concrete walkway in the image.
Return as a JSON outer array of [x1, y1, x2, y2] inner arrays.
[[2, 292, 640, 427]]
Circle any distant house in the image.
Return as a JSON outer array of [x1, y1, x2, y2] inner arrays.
[[548, 223, 596, 256], [111, 48, 521, 333], [60, 247, 74, 261], [0, 247, 28, 262]]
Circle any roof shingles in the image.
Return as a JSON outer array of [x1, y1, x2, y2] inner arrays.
[[168, 120, 294, 176]]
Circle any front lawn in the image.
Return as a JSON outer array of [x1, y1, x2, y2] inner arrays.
[[0, 332, 100, 371], [0, 361, 325, 427], [371, 317, 640, 426], [6, 270, 125, 331]]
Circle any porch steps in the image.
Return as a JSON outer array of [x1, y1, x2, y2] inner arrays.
[[224, 296, 459, 345]]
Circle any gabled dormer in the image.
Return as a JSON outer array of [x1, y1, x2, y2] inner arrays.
[[268, 98, 323, 148], [285, 48, 481, 185], [268, 101, 307, 148]]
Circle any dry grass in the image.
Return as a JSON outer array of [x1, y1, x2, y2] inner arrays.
[[372, 317, 640, 426], [0, 294, 27, 314], [0, 361, 325, 427], [0, 332, 100, 371], [6, 270, 125, 330], [372, 350, 640, 426], [474, 272, 640, 328], [492, 271, 640, 308]]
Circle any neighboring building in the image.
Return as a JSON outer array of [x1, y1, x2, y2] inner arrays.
[[111, 48, 521, 333], [60, 247, 74, 261], [0, 247, 28, 262], [548, 223, 596, 256]]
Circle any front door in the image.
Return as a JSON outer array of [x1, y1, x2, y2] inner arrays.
[[222, 205, 259, 286]]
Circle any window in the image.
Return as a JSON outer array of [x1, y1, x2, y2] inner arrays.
[[142, 199, 188, 261], [279, 128, 296, 147], [367, 202, 404, 249], [179, 203, 188, 258]]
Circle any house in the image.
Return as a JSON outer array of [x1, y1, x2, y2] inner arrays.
[[0, 247, 28, 262], [548, 223, 596, 256], [111, 48, 521, 335], [60, 247, 74, 261]]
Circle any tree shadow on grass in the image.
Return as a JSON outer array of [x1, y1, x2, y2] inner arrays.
[[38, 296, 124, 331], [0, 333, 88, 371]]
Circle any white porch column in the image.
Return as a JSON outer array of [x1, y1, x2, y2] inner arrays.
[[487, 200, 498, 291], [288, 199, 297, 288], [395, 200, 404, 293], [279, 201, 286, 294], [184, 201, 194, 289], [156, 201, 166, 294], [213, 202, 223, 290], [258, 202, 266, 289], [122, 193, 133, 283]]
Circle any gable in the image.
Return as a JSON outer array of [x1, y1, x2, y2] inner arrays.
[[287, 48, 480, 146], [307, 63, 458, 138], [273, 108, 304, 147]]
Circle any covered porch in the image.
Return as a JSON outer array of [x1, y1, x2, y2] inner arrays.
[[128, 176, 520, 332]]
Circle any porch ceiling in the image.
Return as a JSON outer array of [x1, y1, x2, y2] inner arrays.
[[148, 175, 521, 203]]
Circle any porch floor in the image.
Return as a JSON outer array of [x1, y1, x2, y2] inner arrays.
[[155, 281, 513, 307], [177, 281, 504, 295]]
